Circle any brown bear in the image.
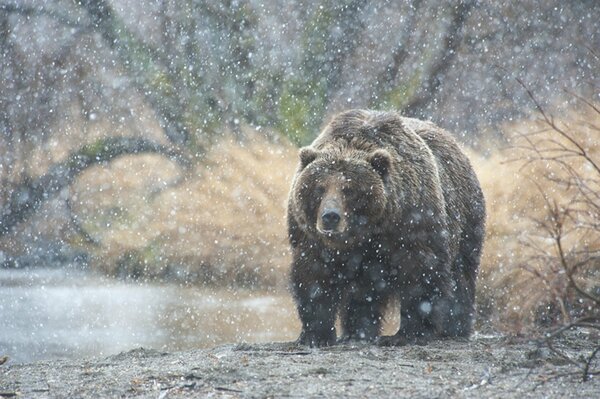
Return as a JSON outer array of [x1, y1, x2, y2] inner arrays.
[[287, 109, 485, 347]]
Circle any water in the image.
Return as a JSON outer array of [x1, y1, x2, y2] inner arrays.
[[0, 268, 299, 363]]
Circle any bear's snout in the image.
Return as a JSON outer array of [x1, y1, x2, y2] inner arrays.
[[316, 185, 347, 237], [321, 208, 341, 232]]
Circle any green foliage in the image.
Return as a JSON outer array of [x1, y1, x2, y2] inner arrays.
[[115, 247, 164, 280], [77, 139, 107, 161], [275, 2, 345, 145], [377, 71, 423, 110], [278, 79, 327, 146], [302, 4, 334, 75]]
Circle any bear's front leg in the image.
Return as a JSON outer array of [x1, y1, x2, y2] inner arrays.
[[378, 291, 439, 346], [378, 244, 454, 346], [291, 258, 340, 347], [339, 296, 385, 342], [340, 284, 390, 342], [293, 281, 339, 347]]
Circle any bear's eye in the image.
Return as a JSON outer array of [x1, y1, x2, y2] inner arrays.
[[314, 185, 326, 200], [341, 187, 353, 196]]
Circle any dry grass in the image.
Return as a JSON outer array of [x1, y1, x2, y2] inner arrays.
[[474, 105, 600, 332], [72, 132, 296, 289]]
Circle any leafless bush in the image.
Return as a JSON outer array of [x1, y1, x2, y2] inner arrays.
[[509, 79, 600, 381]]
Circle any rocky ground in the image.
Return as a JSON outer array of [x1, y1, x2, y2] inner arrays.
[[1, 335, 599, 398]]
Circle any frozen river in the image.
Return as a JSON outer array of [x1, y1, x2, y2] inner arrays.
[[0, 268, 299, 363]]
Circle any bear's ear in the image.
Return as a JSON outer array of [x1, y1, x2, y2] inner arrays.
[[369, 149, 391, 178], [299, 147, 318, 169]]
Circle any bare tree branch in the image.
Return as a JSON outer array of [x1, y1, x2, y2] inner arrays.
[[510, 79, 600, 382], [0, 3, 86, 28], [369, 0, 423, 106], [514, 76, 600, 176], [402, 0, 475, 117], [0, 137, 188, 236], [77, 0, 194, 147]]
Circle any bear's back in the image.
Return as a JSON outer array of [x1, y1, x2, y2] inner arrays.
[[402, 116, 485, 277], [313, 110, 430, 157]]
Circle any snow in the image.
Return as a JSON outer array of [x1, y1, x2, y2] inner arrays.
[[0, 0, 598, 366]]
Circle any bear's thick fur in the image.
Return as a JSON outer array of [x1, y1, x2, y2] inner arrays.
[[287, 110, 485, 347]]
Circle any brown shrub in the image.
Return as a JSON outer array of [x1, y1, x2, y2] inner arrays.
[[72, 132, 296, 289], [475, 104, 600, 332]]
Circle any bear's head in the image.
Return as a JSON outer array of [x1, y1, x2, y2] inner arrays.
[[291, 146, 392, 247]]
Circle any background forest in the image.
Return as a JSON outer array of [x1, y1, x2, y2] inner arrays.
[[1, 0, 599, 335]]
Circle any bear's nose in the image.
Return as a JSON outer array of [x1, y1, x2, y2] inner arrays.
[[321, 209, 341, 231]]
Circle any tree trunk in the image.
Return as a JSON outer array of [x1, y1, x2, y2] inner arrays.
[[0, 137, 187, 236]]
